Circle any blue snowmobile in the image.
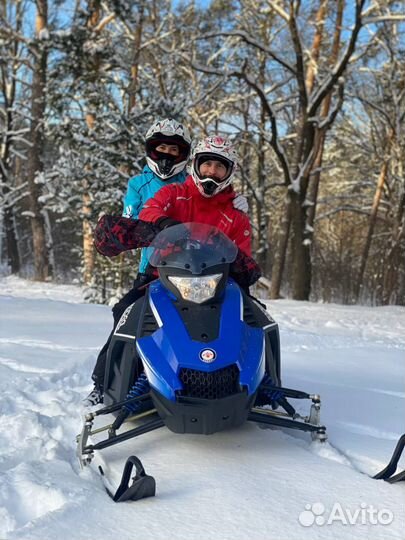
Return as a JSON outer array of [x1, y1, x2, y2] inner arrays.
[[77, 223, 328, 501]]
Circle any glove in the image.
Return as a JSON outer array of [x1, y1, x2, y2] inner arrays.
[[230, 248, 262, 288], [94, 215, 160, 257], [155, 217, 182, 231], [233, 194, 248, 213]]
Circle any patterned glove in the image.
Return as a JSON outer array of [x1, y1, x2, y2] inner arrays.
[[94, 215, 160, 257], [230, 249, 262, 288], [233, 194, 249, 213]]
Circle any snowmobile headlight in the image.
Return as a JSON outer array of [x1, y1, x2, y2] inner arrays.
[[168, 274, 223, 304]]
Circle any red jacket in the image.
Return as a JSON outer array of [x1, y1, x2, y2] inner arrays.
[[139, 176, 252, 256]]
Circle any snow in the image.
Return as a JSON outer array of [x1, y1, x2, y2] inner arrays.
[[38, 28, 50, 41], [0, 277, 404, 540]]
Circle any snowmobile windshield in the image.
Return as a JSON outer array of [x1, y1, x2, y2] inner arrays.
[[146, 222, 238, 274]]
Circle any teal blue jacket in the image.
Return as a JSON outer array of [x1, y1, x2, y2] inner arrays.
[[122, 165, 187, 272]]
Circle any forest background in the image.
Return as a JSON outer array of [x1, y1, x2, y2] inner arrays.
[[1, 0, 404, 305]]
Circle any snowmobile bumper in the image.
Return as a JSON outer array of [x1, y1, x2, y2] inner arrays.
[[149, 388, 257, 435]]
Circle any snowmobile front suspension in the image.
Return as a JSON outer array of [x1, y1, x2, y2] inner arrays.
[[248, 409, 327, 440], [252, 385, 327, 442], [76, 394, 162, 503], [77, 393, 161, 468], [77, 412, 163, 467]]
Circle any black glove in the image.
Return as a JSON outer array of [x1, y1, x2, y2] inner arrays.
[[155, 217, 182, 231]]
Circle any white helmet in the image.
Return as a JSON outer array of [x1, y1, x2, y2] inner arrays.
[[191, 136, 239, 197], [145, 119, 191, 180]]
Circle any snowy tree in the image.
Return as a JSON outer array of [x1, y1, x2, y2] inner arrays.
[[186, 0, 404, 301], [0, 0, 28, 274], [24, 0, 52, 280], [1, 0, 404, 306], [349, 19, 405, 304]]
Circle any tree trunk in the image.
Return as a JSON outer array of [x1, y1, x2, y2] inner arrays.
[[305, 0, 328, 93], [82, 191, 95, 284], [355, 158, 389, 301], [0, 27, 21, 274], [256, 56, 268, 272], [4, 207, 20, 273], [128, 3, 144, 113], [271, 0, 328, 300], [26, 0, 50, 281], [290, 190, 312, 300], [270, 193, 292, 299], [82, 0, 101, 285], [383, 163, 405, 305], [289, 0, 328, 300], [306, 0, 344, 231], [293, 0, 344, 299]]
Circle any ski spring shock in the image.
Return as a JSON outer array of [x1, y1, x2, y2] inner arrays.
[[125, 373, 150, 413], [261, 375, 285, 402], [109, 373, 151, 435]]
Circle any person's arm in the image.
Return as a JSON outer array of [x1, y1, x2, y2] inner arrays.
[[228, 215, 260, 287], [231, 214, 252, 257], [94, 216, 161, 256], [122, 179, 143, 219], [139, 183, 179, 226]]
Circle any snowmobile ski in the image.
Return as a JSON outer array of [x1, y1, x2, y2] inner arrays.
[[373, 433, 405, 484]]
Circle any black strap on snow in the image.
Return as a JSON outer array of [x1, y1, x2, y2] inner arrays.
[[373, 433, 405, 483], [111, 456, 156, 502]]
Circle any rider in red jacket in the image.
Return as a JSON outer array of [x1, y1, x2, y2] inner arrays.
[[86, 136, 257, 405], [139, 174, 252, 256]]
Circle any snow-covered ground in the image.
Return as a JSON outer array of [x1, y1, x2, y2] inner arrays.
[[0, 276, 404, 540]]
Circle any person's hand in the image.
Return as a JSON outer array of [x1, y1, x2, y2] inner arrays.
[[155, 217, 182, 231], [230, 249, 261, 288], [233, 194, 248, 213], [94, 215, 160, 256]]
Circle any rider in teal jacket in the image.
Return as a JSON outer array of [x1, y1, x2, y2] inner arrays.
[[122, 165, 187, 273], [122, 118, 191, 275], [85, 119, 192, 404]]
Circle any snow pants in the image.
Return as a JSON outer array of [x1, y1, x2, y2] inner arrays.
[[91, 273, 154, 391]]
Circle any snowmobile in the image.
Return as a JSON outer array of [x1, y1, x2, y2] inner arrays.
[[76, 222, 404, 502]]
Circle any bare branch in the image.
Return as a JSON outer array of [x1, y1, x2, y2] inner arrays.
[[95, 13, 116, 33], [262, 0, 290, 22], [363, 15, 405, 24], [288, 0, 307, 109], [240, 70, 292, 186], [351, 93, 395, 131], [308, 0, 366, 116], [190, 57, 292, 185], [318, 78, 345, 131], [193, 30, 296, 74]]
